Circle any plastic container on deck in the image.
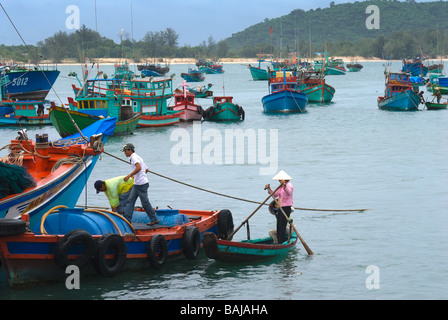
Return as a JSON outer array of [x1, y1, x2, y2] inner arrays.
[[41, 208, 134, 235], [131, 209, 190, 226]]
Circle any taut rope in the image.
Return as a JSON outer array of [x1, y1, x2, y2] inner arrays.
[[103, 150, 368, 213]]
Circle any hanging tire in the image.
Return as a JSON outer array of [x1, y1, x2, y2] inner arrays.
[[93, 233, 127, 277], [217, 209, 234, 240], [182, 226, 201, 259], [147, 234, 168, 270], [0, 219, 27, 237], [55, 229, 96, 269]]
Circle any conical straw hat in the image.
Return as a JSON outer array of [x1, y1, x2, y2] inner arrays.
[[272, 170, 292, 180]]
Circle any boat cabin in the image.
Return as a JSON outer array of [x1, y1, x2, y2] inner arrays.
[[213, 96, 233, 104]]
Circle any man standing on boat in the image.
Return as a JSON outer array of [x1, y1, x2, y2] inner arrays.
[[94, 176, 133, 215], [122, 143, 160, 226], [265, 170, 294, 245]]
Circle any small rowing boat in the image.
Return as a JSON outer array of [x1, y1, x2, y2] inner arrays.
[[425, 101, 447, 110], [202, 231, 298, 263]]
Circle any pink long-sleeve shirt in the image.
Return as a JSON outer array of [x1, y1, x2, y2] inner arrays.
[[269, 182, 294, 207]]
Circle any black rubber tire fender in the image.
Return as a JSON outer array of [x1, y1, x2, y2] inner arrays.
[[182, 226, 201, 259], [0, 218, 27, 237], [93, 233, 127, 277], [217, 209, 234, 240], [54, 229, 96, 269], [146, 234, 168, 270]]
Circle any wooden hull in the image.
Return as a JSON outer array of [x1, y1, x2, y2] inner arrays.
[[326, 66, 346, 75], [202, 232, 298, 263], [200, 66, 224, 74], [249, 66, 269, 80], [138, 110, 183, 127], [0, 118, 115, 230], [49, 106, 140, 137], [181, 72, 205, 82], [171, 104, 203, 121], [2, 70, 60, 101], [202, 102, 244, 121], [0, 208, 233, 288], [298, 82, 335, 103], [378, 90, 421, 111], [262, 89, 308, 113], [0, 114, 51, 126]]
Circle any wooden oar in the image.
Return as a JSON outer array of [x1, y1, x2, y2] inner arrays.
[[270, 192, 314, 255], [226, 184, 282, 240]]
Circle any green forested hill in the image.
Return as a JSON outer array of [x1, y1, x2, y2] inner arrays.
[[226, 0, 448, 58]]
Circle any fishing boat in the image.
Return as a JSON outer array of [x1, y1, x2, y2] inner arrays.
[[202, 96, 245, 121], [112, 60, 135, 80], [199, 61, 224, 74], [425, 101, 447, 110], [346, 62, 363, 72], [297, 70, 335, 103], [0, 207, 234, 288], [0, 100, 52, 126], [202, 231, 298, 263], [377, 72, 422, 111], [401, 57, 428, 77], [0, 73, 53, 126], [125, 77, 183, 127], [185, 83, 213, 98], [51, 77, 139, 136], [181, 68, 205, 82], [0, 65, 60, 100], [431, 77, 448, 95], [314, 54, 346, 75], [428, 62, 444, 74], [248, 60, 269, 81], [170, 81, 203, 121], [262, 69, 308, 113], [49, 102, 140, 137], [137, 61, 170, 76], [0, 117, 115, 231]]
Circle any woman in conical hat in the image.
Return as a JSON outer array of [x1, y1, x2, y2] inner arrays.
[[265, 170, 293, 244]]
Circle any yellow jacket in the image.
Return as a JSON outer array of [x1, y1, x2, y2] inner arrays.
[[105, 176, 134, 208]]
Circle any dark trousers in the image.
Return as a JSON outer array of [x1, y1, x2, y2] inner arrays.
[[276, 206, 292, 244]]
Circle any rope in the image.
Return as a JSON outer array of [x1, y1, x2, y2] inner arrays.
[[103, 150, 368, 213]]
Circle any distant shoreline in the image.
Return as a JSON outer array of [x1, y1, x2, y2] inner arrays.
[[36, 56, 448, 66]]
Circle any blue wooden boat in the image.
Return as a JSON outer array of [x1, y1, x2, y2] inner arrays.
[[401, 57, 428, 76], [0, 72, 53, 126], [202, 232, 298, 262], [0, 118, 116, 230], [0, 65, 60, 100], [0, 207, 234, 288], [378, 72, 422, 111], [181, 68, 205, 82], [262, 69, 308, 113]]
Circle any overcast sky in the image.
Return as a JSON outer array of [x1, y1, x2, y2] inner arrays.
[[0, 0, 435, 47], [0, 0, 343, 46]]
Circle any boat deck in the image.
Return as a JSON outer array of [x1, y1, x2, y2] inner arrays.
[[132, 214, 203, 231]]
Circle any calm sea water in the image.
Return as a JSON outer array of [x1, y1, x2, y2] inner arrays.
[[0, 61, 447, 300]]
